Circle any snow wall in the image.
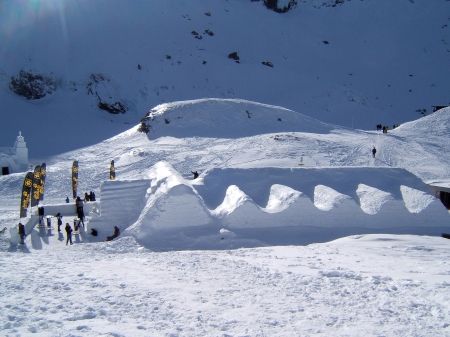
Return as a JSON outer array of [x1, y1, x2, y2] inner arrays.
[[90, 162, 449, 248]]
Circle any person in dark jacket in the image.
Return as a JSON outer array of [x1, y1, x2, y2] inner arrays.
[[191, 171, 199, 179], [18, 222, 25, 244], [89, 191, 96, 201], [372, 146, 377, 158], [106, 226, 120, 241], [84, 192, 90, 202], [75, 196, 85, 226], [65, 223, 73, 245], [65, 196, 70, 203], [56, 213, 63, 232]]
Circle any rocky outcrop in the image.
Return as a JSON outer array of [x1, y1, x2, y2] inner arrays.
[[87, 73, 127, 114], [9, 70, 57, 100], [263, 0, 297, 13]]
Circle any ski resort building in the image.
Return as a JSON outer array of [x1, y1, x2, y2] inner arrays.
[[0, 132, 29, 175]]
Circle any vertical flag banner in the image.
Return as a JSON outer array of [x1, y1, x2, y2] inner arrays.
[[20, 172, 33, 218], [31, 165, 41, 207], [110, 160, 115, 180], [39, 163, 46, 201], [72, 160, 79, 199]]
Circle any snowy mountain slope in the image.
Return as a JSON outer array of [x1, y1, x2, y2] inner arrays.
[[1, 0, 449, 156], [0, 100, 449, 208]]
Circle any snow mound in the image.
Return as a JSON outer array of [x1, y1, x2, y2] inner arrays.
[[212, 185, 250, 217], [356, 184, 393, 215], [142, 99, 335, 139], [400, 185, 435, 213], [314, 185, 352, 211], [265, 184, 301, 213]]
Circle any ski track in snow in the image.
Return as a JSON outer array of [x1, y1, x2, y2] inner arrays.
[[1, 235, 450, 337]]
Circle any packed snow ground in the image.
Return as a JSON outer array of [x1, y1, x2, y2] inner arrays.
[[1, 235, 450, 337]]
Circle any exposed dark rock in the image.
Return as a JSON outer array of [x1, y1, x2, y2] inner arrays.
[[228, 52, 240, 62], [322, 40, 330, 45], [191, 30, 203, 39], [9, 70, 57, 100], [264, 0, 297, 13], [137, 120, 150, 134], [204, 29, 214, 36], [262, 61, 274, 68], [98, 101, 127, 114]]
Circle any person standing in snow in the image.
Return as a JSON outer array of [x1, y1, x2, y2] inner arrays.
[[56, 213, 63, 232], [65, 196, 70, 203], [18, 222, 25, 244], [75, 196, 85, 227], [65, 223, 73, 245], [372, 146, 377, 158], [191, 171, 199, 179]]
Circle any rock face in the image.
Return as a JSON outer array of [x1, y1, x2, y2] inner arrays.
[[97, 101, 127, 114], [263, 0, 297, 13], [9, 70, 56, 100], [87, 73, 127, 114]]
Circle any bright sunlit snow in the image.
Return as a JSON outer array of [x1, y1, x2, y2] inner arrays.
[[1, 1, 450, 336]]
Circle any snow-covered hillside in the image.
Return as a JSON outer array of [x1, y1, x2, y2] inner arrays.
[[1, 0, 449, 156]]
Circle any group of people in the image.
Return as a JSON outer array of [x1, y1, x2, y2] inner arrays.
[[65, 191, 95, 204], [84, 191, 96, 202]]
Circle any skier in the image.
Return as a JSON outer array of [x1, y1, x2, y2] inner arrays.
[[191, 171, 199, 179], [75, 196, 85, 227], [56, 213, 63, 232], [65, 223, 73, 245], [18, 222, 25, 244], [372, 146, 377, 158]]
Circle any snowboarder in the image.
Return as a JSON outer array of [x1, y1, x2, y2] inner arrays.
[[106, 226, 120, 241], [65, 223, 73, 245], [56, 213, 63, 232], [18, 222, 25, 244], [372, 146, 377, 158], [191, 171, 199, 179], [75, 196, 85, 227]]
